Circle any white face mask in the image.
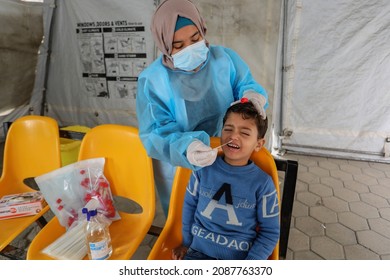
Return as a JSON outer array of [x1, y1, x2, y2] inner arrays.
[[171, 40, 209, 71]]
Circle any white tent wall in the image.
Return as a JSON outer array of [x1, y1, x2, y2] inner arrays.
[[33, 0, 157, 128], [195, 0, 282, 146], [2, 0, 388, 164], [0, 0, 43, 139], [0, 0, 282, 148], [28, 0, 281, 143], [273, 0, 390, 163]]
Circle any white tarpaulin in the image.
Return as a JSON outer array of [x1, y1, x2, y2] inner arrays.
[[35, 0, 156, 128], [273, 0, 390, 162], [0, 0, 43, 132], [2, 0, 389, 163], [30, 0, 280, 138]]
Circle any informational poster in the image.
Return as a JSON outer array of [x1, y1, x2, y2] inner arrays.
[[76, 21, 148, 100], [34, 0, 156, 128]]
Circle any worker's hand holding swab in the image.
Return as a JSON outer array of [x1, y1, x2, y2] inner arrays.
[[186, 140, 218, 167]]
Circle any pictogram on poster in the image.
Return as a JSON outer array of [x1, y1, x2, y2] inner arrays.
[[76, 20, 147, 100]]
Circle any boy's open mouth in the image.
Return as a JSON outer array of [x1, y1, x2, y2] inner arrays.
[[227, 143, 240, 149]]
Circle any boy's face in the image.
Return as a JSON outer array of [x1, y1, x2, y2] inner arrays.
[[221, 112, 265, 166]]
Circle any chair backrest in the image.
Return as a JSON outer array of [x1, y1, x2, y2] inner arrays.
[[148, 137, 280, 260], [78, 124, 156, 259], [77, 124, 155, 232], [25, 124, 155, 260], [0, 115, 61, 253], [247, 145, 280, 259], [0, 115, 62, 194]]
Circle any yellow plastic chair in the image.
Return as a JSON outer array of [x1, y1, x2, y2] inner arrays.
[[0, 115, 61, 255], [148, 137, 280, 260], [27, 124, 155, 260]]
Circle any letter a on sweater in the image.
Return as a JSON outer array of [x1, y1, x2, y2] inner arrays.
[[201, 183, 242, 226]]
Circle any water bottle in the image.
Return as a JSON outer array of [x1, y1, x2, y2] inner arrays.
[[83, 208, 113, 260]]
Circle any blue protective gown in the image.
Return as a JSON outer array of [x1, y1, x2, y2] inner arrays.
[[136, 45, 268, 215]]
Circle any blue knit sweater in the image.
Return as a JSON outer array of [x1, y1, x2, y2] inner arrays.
[[182, 157, 280, 260]]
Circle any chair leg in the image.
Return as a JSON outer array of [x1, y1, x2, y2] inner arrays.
[[35, 216, 48, 228], [0, 217, 48, 259], [0, 245, 25, 260], [148, 225, 163, 237]]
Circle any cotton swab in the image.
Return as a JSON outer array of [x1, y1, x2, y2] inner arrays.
[[214, 140, 233, 150]]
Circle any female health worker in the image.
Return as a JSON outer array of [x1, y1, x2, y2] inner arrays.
[[136, 0, 268, 216]]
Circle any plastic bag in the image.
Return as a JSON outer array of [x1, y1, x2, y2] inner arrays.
[[35, 157, 120, 229], [41, 198, 112, 260]]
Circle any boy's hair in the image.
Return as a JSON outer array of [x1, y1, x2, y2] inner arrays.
[[223, 101, 268, 138]]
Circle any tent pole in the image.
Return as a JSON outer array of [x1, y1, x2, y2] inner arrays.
[[272, 0, 288, 154], [40, 0, 57, 116]]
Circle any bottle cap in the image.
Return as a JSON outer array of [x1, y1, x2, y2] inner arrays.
[[82, 208, 98, 221]]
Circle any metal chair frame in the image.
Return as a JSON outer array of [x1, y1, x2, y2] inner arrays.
[[274, 158, 298, 260]]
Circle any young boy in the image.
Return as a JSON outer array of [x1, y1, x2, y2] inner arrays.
[[172, 99, 280, 260]]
